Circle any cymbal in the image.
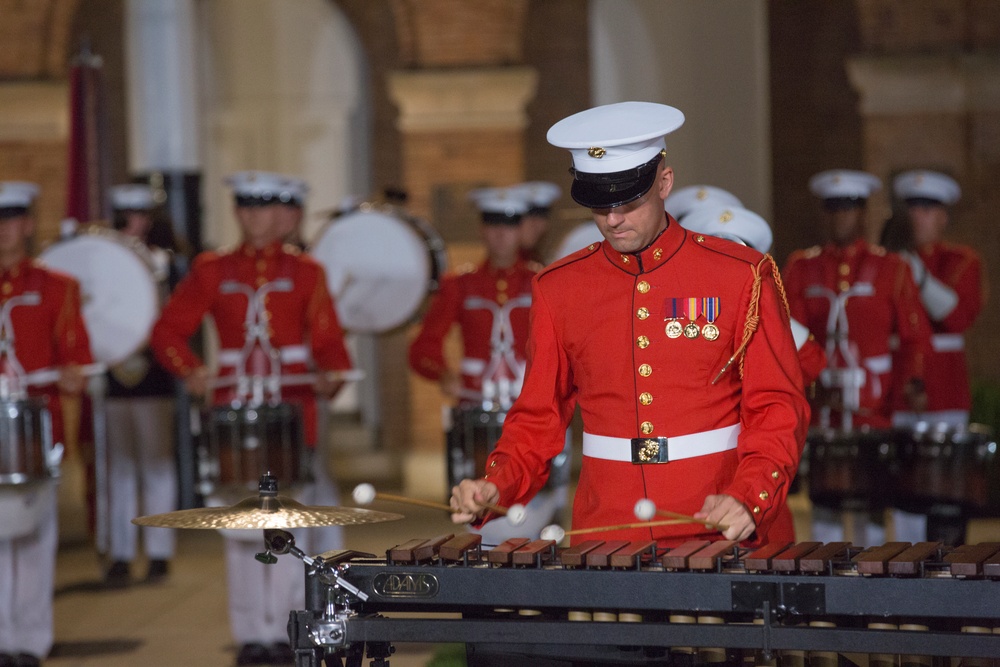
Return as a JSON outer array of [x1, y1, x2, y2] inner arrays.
[[132, 495, 404, 530]]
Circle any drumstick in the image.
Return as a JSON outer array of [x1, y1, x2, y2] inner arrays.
[[20, 362, 107, 387], [351, 483, 526, 526], [210, 369, 366, 389], [633, 498, 730, 532], [540, 520, 688, 542]]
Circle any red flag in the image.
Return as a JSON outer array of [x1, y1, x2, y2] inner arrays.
[[65, 42, 111, 223]]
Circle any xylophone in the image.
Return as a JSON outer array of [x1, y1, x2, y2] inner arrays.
[[286, 535, 1000, 666]]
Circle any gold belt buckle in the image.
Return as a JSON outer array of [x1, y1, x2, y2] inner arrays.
[[630, 437, 669, 464]]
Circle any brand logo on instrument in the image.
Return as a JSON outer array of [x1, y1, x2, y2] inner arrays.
[[372, 572, 439, 598]]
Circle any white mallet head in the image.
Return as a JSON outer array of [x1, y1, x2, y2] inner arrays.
[[505, 503, 527, 526], [540, 524, 566, 542], [634, 498, 657, 521], [352, 483, 376, 506]]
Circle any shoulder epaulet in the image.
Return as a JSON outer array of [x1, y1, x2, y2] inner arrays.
[[689, 233, 762, 265], [787, 245, 822, 262], [868, 243, 887, 257], [282, 243, 302, 255], [537, 241, 602, 279]]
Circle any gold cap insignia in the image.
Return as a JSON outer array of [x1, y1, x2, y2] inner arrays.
[[696, 188, 708, 200], [719, 210, 733, 223], [588, 147, 606, 159]]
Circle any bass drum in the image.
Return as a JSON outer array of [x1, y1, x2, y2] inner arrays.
[[548, 221, 604, 263], [38, 226, 159, 364], [310, 204, 446, 333]]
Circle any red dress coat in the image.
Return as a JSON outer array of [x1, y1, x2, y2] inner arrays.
[[782, 239, 930, 428], [150, 241, 351, 445], [0, 258, 92, 443], [915, 241, 983, 413], [481, 219, 809, 547], [408, 258, 536, 403]]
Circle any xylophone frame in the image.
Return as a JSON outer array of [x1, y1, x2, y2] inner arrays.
[[284, 536, 1000, 667]]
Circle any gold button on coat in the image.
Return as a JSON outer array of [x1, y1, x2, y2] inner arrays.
[[637, 307, 649, 320], [639, 392, 653, 405], [636, 335, 650, 349], [637, 281, 650, 294], [640, 421, 654, 435], [638, 364, 652, 377], [759, 491, 769, 500]]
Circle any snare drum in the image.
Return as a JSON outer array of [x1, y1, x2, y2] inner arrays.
[[309, 204, 446, 333], [891, 423, 999, 515], [807, 428, 895, 511], [0, 398, 56, 485], [446, 407, 571, 493], [198, 402, 306, 496], [38, 226, 159, 364]]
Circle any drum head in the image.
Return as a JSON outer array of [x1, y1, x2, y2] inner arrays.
[[549, 222, 604, 263], [39, 231, 158, 364], [310, 208, 437, 333]]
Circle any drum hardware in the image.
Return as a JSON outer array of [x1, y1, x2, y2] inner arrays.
[[131, 473, 403, 530], [351, 482, 527, 526], [633, 498, 731, 532]]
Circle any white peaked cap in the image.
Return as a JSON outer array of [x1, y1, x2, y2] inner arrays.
[[680, 204, 774, 254], [109, 184, 156, 211], [808, 169, 882, 200], [665, 185, 743, 220], [225, 171, 309, 204], [893, 170, 961, 206], [0, 181, 40, 208]]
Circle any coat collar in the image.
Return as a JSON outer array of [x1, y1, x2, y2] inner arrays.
[[600, 214, 685, 275]]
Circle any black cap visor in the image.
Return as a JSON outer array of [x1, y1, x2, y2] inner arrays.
[[481, 211, 522, 226], [570, 153, 662, 209], [822, 196, 866, 213], [905, 197, 945, 208], [235, 193, 302, 208], [0, 206, 30, 220]]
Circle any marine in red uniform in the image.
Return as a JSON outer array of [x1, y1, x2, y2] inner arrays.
[[0, 181, 92, 667], [783, 170, 930, 432], [783, 169, 931, 546], [451, 102, 809, 548], [409, 187, 536, 407], [150, 172, 351, 666], [890, 170, 984, 546], [891, 170, 982, 428]]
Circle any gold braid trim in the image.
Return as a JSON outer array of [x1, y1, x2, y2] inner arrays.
[[712, 258, 766, 384], [766, 253, 791, 318]]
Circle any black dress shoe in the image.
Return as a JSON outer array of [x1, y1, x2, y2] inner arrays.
[[13, 654, 41, 667], [104, 561, 131, 588], [268, 642, 295, 665], [235, 643, 270, 666], [146, 559, 169, 582]]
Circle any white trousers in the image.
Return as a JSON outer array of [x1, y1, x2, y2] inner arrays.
[[220, 446, 343, 645], [0, 483, 57, 657], [811, 506, 886, 547], [106, 397, 177, 561]]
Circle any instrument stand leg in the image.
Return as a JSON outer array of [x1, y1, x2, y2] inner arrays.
[[365, 642, 394, 667]]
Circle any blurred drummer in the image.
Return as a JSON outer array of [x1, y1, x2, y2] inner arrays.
[[150, 171, 352, 666], [510, 181, 560, 264], [890, 170, 983, 546], [409, 186, 571, 541], [782, 169, 931, 544], [450, 102, 809, 548], [0, 181, 92, 667], [101, 184, 179, 587]]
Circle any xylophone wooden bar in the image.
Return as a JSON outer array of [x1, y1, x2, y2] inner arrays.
[[945, 542, 1000, 577], [661, 539, 711, 569], [743, 540, 792, 571], [887, 541, 941, 576], [438, 533, 481, 562], [798, 541, 851, 572], [608, 540, 656, 569], [688, 539, 737, 570], [582, 540, 630, 568], [559, 540, 603, 567], [510, 539, 555, 566], [771, 540, 822, 572], [854, 541, 911, 575], [486, 537, 529, 565]]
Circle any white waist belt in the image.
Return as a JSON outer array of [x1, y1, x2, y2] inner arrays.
[[583, 423, 740, 463], [217, 345, 310, 367], [863, 354, 892, 375], [931, 333, 965, 353], [460, 358, 486, 375]]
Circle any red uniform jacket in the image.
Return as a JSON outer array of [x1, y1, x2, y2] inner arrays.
[[0, 258, 92, 443], [916, 241, 983, 413], [150, 241, 351, 444], [782, 239, 930, 428], [482, 219, 809, 547], [409, 258, 536, 403]]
